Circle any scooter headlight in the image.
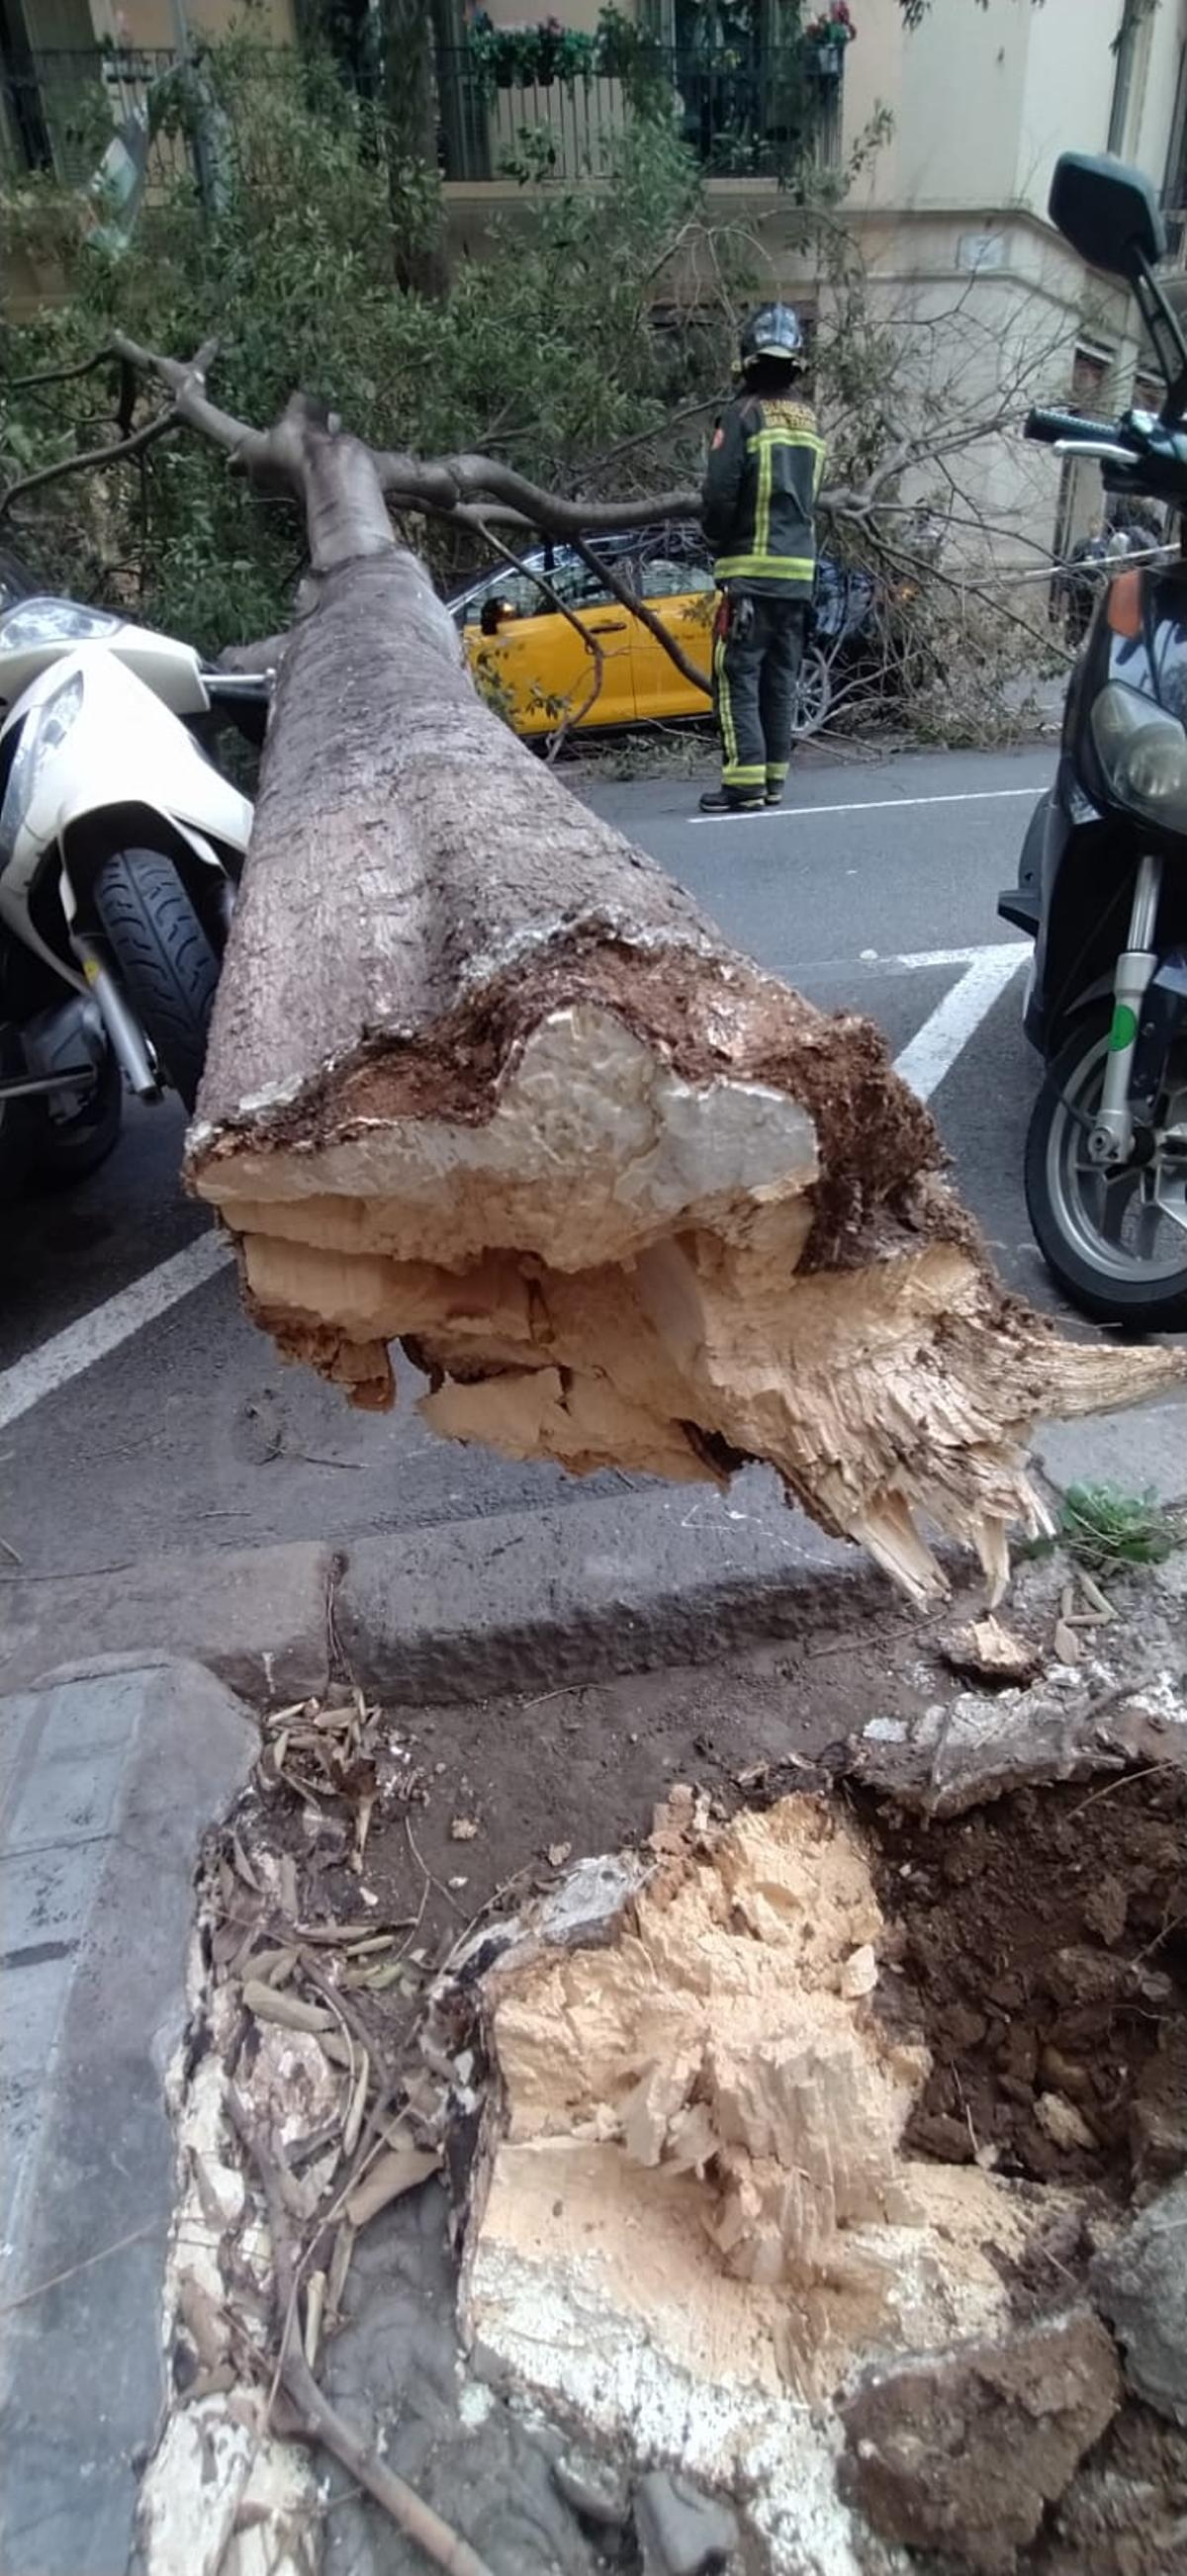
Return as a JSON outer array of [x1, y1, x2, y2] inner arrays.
[[1091, 683, 1187, 833], [0, 670, 84, 872]]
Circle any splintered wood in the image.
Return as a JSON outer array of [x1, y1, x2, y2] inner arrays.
[[460, 1794, 1053, 2441], [187, 548, 1182, 1603]]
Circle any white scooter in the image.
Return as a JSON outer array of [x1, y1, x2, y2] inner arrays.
[[0, 597, 266, 1189]]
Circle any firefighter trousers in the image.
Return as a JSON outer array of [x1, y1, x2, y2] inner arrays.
[[712, 593, 808, 799]]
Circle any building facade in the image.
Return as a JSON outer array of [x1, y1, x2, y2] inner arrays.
[[5, 0, 1186, 556]]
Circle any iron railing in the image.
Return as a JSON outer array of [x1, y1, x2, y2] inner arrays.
[[0, 47, 193, 188], [435, 44, 842, 184], [0, 41, 843, 199]]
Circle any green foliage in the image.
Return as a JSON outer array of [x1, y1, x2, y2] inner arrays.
[[1, 36, 732, 654], [1057, 1482, 1180, 1574]]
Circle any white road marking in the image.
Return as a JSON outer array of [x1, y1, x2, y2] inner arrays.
[[0, 1231, 232, 1435], [689, 784, 1041, 827], [892, 942, 1023, 1105], [0, 941, 1027, 1429]]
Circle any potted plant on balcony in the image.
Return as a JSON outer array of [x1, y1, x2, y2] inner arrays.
[[468, 13, 594, 90], [803, 1, 856, 79]]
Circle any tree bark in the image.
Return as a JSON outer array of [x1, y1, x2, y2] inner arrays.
[[184, 417, 1184, 1605]]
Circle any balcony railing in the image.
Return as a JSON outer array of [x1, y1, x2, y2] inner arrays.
[[0, 47, 191, 189], [435, 45, 842, 186], [0, 41, 842, 204]]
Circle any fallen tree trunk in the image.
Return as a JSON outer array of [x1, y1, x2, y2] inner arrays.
[[148, 371, 1180, 1604]]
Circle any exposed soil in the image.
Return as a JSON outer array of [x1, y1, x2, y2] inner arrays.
[[863, 1771, 1187, 2196]]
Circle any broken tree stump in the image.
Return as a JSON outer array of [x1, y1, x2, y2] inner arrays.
[[166, 400, 1181, 1604]]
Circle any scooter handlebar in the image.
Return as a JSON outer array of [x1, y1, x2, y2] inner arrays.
[[1025, 406, 1116, 447]]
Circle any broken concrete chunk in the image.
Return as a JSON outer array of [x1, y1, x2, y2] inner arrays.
[[839, 1942, 878, 1999], [1091, 2174, 1187, 2427], [551, 2450, 630, 2529], [1036, 2092, 1098, 2155], [634, 2469, 740, 2576], [852, 1686, 1187, 1819], [840, 2310, 1122, 2573]]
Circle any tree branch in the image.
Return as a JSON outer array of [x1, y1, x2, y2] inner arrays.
[[471, 520, 607, 759], [571, 532, 711, 696], [0, 407, 181, 523]]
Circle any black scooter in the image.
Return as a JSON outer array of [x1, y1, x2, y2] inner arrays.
[[1000, 151, 1187, 1330]]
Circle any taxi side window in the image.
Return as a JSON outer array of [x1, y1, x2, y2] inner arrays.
[[639, 557, 715, 597], [471, 558, 614, 622]]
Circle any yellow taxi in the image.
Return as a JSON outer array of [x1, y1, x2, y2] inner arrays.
[[451, 524, 852, 740], [453, 525, 720, 736]]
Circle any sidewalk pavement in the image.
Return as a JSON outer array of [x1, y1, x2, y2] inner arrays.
[[0, 1662, 255, 2576]]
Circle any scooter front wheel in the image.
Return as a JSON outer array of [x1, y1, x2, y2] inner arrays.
[[94, 849, 220, 1114], [1024, 1008, 1187, 1329]]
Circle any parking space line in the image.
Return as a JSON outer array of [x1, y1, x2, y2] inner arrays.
[[0, 942, 1026, 1431], [892, 943, 1023, 1104], [689, 785, 1042, 827], [0, 1232, 232, 1436]]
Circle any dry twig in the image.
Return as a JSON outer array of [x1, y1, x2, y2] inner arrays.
[[227, 2093, 494, 2576]]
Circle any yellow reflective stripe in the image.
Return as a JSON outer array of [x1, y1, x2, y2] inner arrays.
[[722, 763, 765, 786], [766, 761, 789, 782], [714, 554, 816, 580], [813, 443, 827, 495], [744, 428, 827, 461], [754, 429, 775, 563], [713, 631, 738, 770]]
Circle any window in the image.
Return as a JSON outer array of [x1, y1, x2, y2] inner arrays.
[[640, 558, 715, 598]]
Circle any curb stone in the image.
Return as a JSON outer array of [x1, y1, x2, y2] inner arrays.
[[2, 1400, 1184, 1711], [0, 1539, 334, 1701], [0, 1658, 257, 2576], [333, 1474, 888, 1702]]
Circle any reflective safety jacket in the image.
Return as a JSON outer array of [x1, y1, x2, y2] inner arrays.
[[700, 393, 826, 597]]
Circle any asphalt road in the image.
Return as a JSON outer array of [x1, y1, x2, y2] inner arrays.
[[0, 740, 1060, 1580]]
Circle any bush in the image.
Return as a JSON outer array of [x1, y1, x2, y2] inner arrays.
[[1, 36, 731, 653]]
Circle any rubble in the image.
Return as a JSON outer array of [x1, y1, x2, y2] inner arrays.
[[1091, 2176, 1187, 2429], [839, 2310, 1121, 2573], [634, 2468, 740, 2575]]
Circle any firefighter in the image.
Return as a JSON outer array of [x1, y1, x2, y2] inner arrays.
[[699, 304, 825, 815]]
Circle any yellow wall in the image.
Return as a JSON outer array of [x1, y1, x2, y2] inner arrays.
[[86, 0, 297, 44]]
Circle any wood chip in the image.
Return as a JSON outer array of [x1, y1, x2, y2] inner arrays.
[[1077, 1568, 1117, 1622], [326, 2220, 355, 2321], [943, 1614, 1043, 1686], [304, 2268, 326, 2369], [241, 1980, 333, 2033], [450, 1818, 479, 1841], [547, 1841, 573, 1868], [277, 1853, 300, 1919], [342, 2052, 370, 2162], [176, 2269, 229, 2371], [345, 2143, 442, 2230], [1053, 1617, 1082, 1666], [230, 1832, 260, 1890], [350, 1793, 375, 1876]]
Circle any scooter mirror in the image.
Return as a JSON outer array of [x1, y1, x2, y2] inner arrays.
[[1049, 151, 1167, 283]]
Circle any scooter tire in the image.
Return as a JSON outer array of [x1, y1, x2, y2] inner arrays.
[[31, 1039, 123, 1188], [94, 848, 220, 1113], [1024, 1009, 1187, 1331]]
